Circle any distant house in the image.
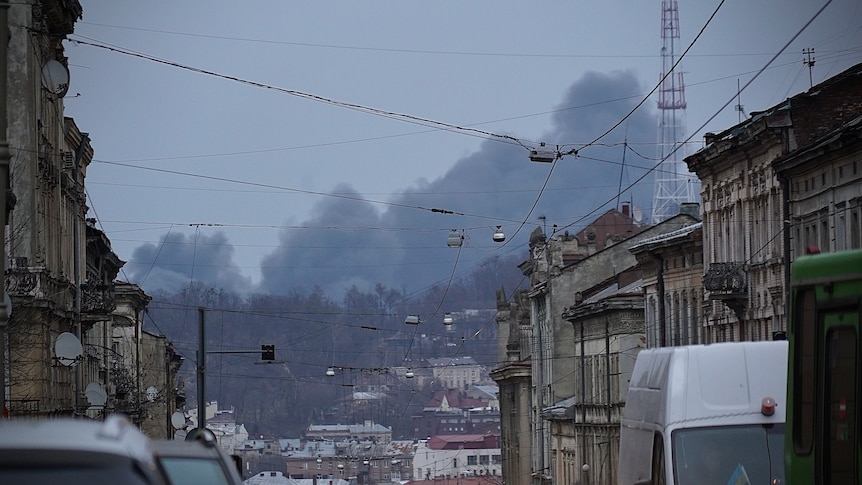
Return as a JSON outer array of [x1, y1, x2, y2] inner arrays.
[[282, 439, 415, 483], [425, 356, 484, 390], [413, 435, 501, 480], [465, 384, 499, 410], [305, 420, 392, 442], [412, 389, 500, 439]]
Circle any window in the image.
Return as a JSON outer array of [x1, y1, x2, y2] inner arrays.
[[824, 324, 857, 482], [793, 287, 816, 454], [479, 455, 489, 465], [837, 208, 847, 251], [467, 456, 477, 466], [157, 457, 235, 485], [821, 218, 829, 251], [672, 425, 784, 484], [852, 209, 860, 249]]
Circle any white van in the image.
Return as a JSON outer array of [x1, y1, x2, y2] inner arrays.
[[618, 341, 787, 485]]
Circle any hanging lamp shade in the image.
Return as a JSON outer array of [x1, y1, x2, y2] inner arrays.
[[443, 312, 454, 326], [447, 229, 463, 248], [493, 226, 505, 242]]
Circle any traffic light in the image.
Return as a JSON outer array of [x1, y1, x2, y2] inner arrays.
[[261, 344, 275, 361]]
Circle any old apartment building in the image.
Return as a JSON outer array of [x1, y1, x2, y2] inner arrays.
[[1, 0, 180, 434], [686, 62, 862, 343]]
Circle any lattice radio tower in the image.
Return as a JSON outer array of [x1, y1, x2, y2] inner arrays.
[[652, 0, 698, 223]]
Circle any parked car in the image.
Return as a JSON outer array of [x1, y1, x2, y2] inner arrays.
[[151, 427, 243, 485], [0, 414, 166, 485]]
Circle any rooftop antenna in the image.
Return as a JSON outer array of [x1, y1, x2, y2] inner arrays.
[[616, 137, 628, 211], [803, 48, 815, 88], [734, 78, 746, 123]]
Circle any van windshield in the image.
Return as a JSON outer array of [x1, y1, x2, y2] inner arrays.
[[672, 424, 784, 485]]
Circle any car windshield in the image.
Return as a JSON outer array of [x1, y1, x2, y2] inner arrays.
[[158, 456, 233, 485], [672, 424, 784, 485], [0, 465, 155, 485]]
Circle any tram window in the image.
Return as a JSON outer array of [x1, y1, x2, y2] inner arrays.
[[793, 287, 817, 454], [825, 325, 857, 483]]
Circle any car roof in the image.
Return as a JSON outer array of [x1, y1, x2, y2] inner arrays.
[[0, 415, 165, 483], [0, 415, 155, 460]]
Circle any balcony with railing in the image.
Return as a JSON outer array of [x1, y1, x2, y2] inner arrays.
[[703, 262, 748, 320]]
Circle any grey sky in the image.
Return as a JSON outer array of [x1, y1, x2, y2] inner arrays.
[[65, 1, 862, 294]]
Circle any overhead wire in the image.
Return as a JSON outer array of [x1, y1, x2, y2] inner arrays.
[[68, 35, 532, 152]]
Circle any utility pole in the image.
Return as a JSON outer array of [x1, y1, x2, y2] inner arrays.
[[803, 48, 815, 88], [197, 307, 206, 429], [195, 307, 276, 430]]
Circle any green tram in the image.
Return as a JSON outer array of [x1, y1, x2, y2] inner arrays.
[[786, 248, 862, 483]]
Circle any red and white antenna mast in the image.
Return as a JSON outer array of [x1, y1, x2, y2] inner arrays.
[[652, 0, 698, 223]]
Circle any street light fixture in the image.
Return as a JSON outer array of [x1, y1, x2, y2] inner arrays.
[[404, 315, 420, 325], [446, 229, 463, 248], [492, 226, 505, 242], [529, 142, 558, 163], [443, 312, 454, 326], [326, 367, 336, 377]]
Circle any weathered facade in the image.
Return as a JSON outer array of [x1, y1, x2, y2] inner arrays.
[[2, 1, 182, 433], [490, 289, 532, 485], [773, 106, 862, 257], [112, 281, 183, 437], [629, 211, 704, 348], [685, 62, 862, 343], [554, 275, 646, 485], [4, 0, 92, 416]]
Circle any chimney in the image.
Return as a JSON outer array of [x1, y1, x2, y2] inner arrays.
[[621, 202, 630, 218], [679, 202, 701, 220]]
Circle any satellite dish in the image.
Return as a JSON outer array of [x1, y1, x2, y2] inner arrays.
[[54, 332, 83, 366], [171, 411, 188, 430], [84, 382, 107, 407], [146, 386, 159, 402], [632, 207, 643, 223], [41, 60, 70, 98], [174, 428, 189, 440], [0, 291, 11, 319]]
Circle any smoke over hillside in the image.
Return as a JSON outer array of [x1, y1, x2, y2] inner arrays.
[[128, 70, 657, 297]]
